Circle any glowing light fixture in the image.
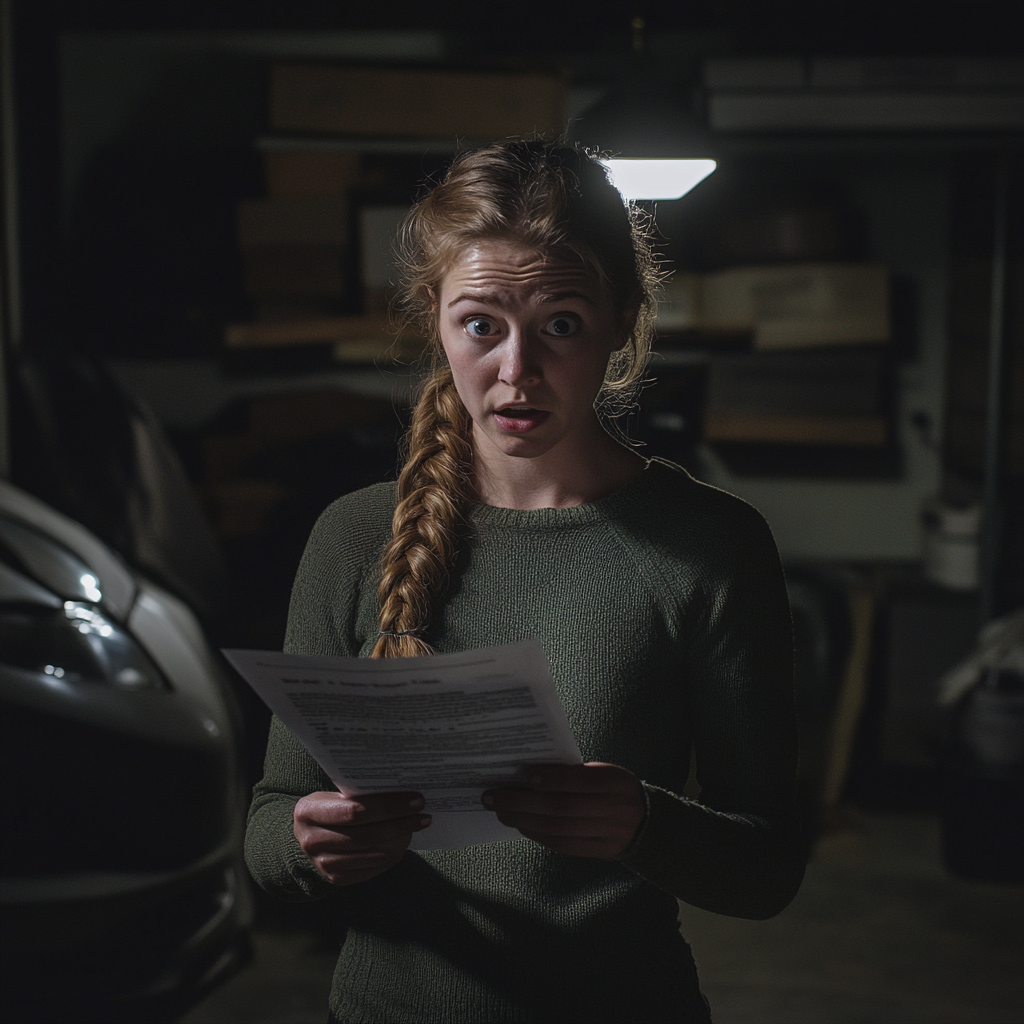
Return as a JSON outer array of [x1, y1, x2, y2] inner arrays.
[[571, 18, 718, 204], [602, 158, 717, 201]]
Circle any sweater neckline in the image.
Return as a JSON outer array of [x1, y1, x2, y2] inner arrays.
[[468, 458, 672, 530]]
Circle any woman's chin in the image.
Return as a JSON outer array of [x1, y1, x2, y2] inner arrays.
[[495, 436, 555, 459], [474, 417, 554, 456]]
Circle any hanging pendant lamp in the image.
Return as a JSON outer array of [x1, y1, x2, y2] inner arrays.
[[569, 17, 717, 201]]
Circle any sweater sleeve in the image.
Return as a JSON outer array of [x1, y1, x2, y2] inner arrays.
[[618, 491, 805, 920], [243, 488, 388, 902]]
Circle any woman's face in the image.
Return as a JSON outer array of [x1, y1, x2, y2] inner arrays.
[[437, 239, 623, 463]]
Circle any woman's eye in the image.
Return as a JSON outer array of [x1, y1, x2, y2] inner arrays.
[[465, 318, 496, 337], [546, 316, 579, 337]]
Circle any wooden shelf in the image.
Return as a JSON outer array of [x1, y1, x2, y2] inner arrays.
[[224, 315, 427, 364]]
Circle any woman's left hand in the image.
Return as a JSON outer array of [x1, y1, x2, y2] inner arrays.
[[482, 762, 646, 859]]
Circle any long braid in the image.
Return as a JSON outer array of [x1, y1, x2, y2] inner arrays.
[[371, 367, 475, 658]]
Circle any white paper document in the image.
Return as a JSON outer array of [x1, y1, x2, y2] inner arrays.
[[223, 640, 582, 850]]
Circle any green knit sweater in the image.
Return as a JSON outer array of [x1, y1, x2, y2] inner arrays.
[[245, 459, 803, 1024]]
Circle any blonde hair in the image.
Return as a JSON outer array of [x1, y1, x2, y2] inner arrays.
[[372, 141, 658, 658]]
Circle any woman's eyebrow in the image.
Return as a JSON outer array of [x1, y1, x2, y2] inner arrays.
[[447, 291, 503, 308], [538, 290, 596, 306]]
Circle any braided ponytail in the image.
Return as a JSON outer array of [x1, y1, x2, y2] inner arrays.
[[371, 366, 474, 658]]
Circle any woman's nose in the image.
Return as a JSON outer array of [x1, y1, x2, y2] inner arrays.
[[497, 332, 542, 387]]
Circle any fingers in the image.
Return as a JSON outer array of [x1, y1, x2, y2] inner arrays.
[[481, 762, 647, 859], [299, 809, 430, 853], [295, 790, 426, 829], [293, 790, 431, 886]]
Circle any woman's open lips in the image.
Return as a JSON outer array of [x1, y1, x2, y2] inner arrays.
[[493, 407, 551, 433]]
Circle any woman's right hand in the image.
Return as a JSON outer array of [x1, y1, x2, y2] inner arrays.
[[293, 791, 431, 886]]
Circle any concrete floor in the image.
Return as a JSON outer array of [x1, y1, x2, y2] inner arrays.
[[181, 811, 1024, 1024]]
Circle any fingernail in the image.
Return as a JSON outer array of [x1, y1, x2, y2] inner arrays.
[[409, 796, 425, 809], [419, 815, 432, 828], [481, 792, 494, 808]]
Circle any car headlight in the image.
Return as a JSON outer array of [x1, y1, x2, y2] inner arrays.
[[1, 600, 168, 690]]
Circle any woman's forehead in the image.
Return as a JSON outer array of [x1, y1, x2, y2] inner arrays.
[[441, 240, 598, 299]]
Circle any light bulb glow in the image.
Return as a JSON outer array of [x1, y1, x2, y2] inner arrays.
[[601, 159, 717, 201]]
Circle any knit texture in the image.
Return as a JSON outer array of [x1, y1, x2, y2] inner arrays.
[[246, 458, 804, 1023]]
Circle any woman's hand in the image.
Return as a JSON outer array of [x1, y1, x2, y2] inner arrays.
[[482, 762, 646, 859], [293, 790, 431, 886]]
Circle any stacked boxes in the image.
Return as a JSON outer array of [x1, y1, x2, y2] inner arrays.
[[658, 263, 890, 350], [237, 149, 359, 323], [704, 350, 887, 446], [226, 64, 566, 359], [658, 263, 893, 448]]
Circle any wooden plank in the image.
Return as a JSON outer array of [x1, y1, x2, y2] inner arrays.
[[225, 315, 391, 348], [224, 315, 427, 364], [821, 585, 876, 807]]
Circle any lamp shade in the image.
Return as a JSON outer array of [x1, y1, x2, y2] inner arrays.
[[601, 158, 717, 201], [569, 78, 716, 159], [569, 76, 717, 200]]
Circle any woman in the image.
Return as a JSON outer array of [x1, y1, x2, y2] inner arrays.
[[245, 141, 804, 1024]]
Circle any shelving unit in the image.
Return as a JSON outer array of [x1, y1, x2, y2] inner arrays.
[[654, 127, 1020, 563]]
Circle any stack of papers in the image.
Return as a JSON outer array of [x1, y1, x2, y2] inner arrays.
[[224, 640, 581, 850]]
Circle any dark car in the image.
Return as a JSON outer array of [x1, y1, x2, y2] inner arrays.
[[0, 477, 252, 1024]]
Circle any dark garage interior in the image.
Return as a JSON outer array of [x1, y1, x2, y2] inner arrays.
[[1, 2, 1022, 1022]]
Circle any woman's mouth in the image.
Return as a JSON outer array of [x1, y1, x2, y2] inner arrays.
[[493, 407, 550, 433]]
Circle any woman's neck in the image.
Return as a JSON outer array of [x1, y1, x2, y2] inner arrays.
[[472, 422, 646, 510]]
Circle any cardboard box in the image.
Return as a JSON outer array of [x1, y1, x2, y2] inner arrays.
[[270, 64, 566, 139], [263, 150, 361, 198], [704, 263, 889, 349], [703, 348, 888, 447], [656, 263, 891, 349], [706, 350, 885, 416]]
